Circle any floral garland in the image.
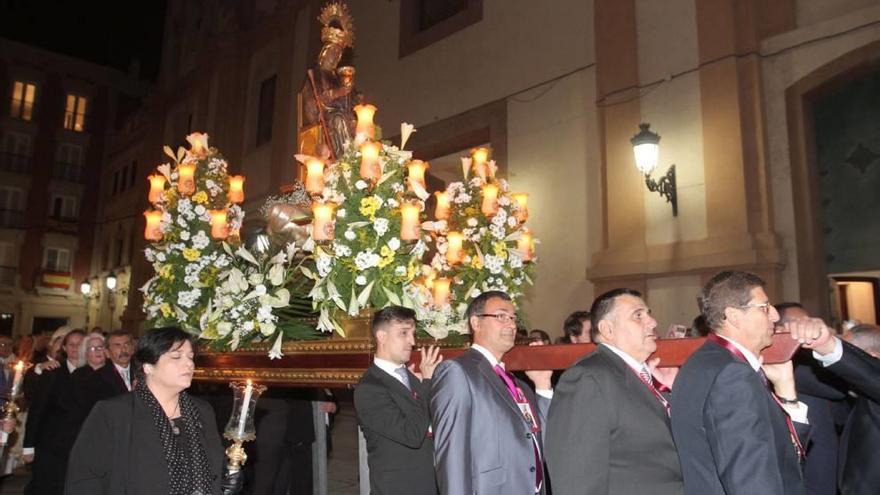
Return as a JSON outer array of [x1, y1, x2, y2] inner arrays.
[[426, 148, 536, 317], [301, 130, 431, 336]]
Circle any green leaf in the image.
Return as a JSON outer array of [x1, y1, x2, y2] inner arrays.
[[382, 286, 402, 306], [357, 281, 374, 306], [348, 287, 359, 316]]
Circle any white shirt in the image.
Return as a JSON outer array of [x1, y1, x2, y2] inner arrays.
[[471, 344, 553, 399], [66, 360, 77, 373], [601, 343, 648, 376], [715, 334, 809, 424], [114, 363, 132, 391], [373, 357, 409, 388]]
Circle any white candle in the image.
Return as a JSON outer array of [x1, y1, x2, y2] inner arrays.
[[9, 361, 23, 397], [236, 379, 253, 437]]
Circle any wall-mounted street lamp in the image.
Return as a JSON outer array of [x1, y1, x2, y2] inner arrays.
[[105, 273, 118, 291], [630, 123, 678, 216], [80, 280, 92, 297]]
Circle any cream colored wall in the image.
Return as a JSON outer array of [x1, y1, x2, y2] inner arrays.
[[761, 3, 880, 302], [795, 0, 879, 27], [647, 275, 703, 332], [506, 69, 598, 334], [349, 0, 594, 134]]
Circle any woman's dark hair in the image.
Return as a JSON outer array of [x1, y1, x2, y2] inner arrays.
[[135, 327, 196, 366]]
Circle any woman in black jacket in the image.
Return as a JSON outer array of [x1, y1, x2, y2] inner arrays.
[[65, 327, 242, 495]]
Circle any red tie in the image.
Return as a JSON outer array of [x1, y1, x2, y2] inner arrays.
[[637, 366, 671, 416], [492, 364, 543, 492]]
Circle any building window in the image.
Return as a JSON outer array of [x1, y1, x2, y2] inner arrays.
[[50, 194, 78, 220], [256, 75, 276, 146], [1, 132, 32, 174], [399, 0, 482, 57], [0, 241, 17, 286], [10, 81, 36, 121], [0, 187, 25, 228], [55, 143, 84, 182], [129, 160, 138, 188], [43, 247, 71, 272], [63, 94, 88, 131]]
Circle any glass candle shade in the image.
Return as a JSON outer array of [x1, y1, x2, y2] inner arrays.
[[446, 231, 464, 265], [432, 278, 451, 307], [434, 191, 450, 220], [305, 157, 325, 194], [209, 209, 229, 240], [511, 192, 529, 222], [354, 104, 377, 139], [481, 184, 499, 217], [177, 163, 196, 195], [312, 202, 335, 241], [359, 141, 382, 182], [143, 210, 163, 241], [407, 160, 428, 191], [148, 174, 167, 203], [223, 379, 267, 442], [400, 201, 421, 241], [227, 175, 245, 204]]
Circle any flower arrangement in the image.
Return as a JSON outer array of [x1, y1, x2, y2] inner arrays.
[[300, 125, 432, 336], [141, 133, 316, 357], [141, 133, 243, 333], [425, 147, 537, 317]]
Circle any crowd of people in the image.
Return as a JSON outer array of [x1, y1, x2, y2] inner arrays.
[[354, 270, 880, 495]]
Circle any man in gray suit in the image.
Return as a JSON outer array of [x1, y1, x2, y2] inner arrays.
[[545, 288, 683, 495], [431, 290, 553, 495]]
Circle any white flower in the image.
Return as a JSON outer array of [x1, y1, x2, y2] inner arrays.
[[249, 273, 264, 285], [484, 255, 504, 274], [268, 264, 285, 286], [354, 250, 381, 271], [508, 216, 518, 227], [192, 231, 210, 249], [454, 193, 472, 204], [355, 180, 368, 190], [467, 217, 478, 227], [355, 275, 367, 285], [156, 252, 166, 262], [180, 230, 190, 241], [194, 205, 206, 216], [391, 183, 404, 194], [373, 218, 389, 236], [253, 284, 267, 296], [268, 332, 284, 360], [394, 266, 407, 276], [469, 289, 481, 298], [243, 321, 255, 332], [386, 198, 399, 208], [334, 244, 352, 257], [177, 216, 189, 228], [510, 256, 523, 269], [337, 208, 346, 218], [217, 322, 233, 336], [316, 255, 334, 277], [257, 305, 274, 321], [490, 224, 505, 239], [387, 237, 400, 251], [344, 230, 356, 241]]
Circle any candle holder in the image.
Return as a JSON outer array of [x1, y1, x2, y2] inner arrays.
[[2, 360, 32, 441], [223, 380, 266, 472]]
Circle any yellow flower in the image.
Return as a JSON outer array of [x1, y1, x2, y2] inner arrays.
[[158, 265, 174, 280], [192, 191, 208, 204], [493, 241, 508, 260], [160, 303, 173, 317], [359, 196, 380, 218], [470, 256, 484, 269], [182, 248, 201, 261], [380, 246, 393, 258], [378, 256, 393, 268]]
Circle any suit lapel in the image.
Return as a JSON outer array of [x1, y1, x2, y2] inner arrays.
[[596, 346, 669, 423], [371, 365, 417, 403], [468, 349, 527, 424]]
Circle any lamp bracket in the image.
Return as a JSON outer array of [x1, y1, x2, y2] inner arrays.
[[644, 164, 678, 216]]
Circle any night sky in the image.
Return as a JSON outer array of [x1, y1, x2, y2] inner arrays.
[[1, 0, 167, 81]]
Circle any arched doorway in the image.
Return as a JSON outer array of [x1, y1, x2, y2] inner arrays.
[[786, 41, 880, 325]]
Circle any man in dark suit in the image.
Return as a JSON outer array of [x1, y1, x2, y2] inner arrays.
[[431, 290, 553, 495], [546, 288, 682, 495], [832, 324, 880, 495], [353, 306, 442, 495], [671, 271, 832, 495], [775, 303, 850, 495], [86, 330, 134, 405]]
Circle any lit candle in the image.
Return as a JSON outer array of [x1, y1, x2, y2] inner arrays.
[[434, 191, 450, 220], [472, 147, 489, 180], [9, 361, 24, 397], [177, 163, 196, 195], [209, 209, 229, 240], [305, 157, 325, 194], [354, 104, 377, 139], [481, 183, 499, 217], [446, 231, 464, 265], [407, 160, 429, 191], [227, 175, 245, 204], [400, 202, 421, 241], [312, 202, 335, 241], [432, 278, 451, 307], [518, 230, 534, 262], [143, 210, 163, 241], [359, 141, 382, 182], [236, 379, 253, 437], [147, 174, 167, 203], [511, 192, 529, 222]]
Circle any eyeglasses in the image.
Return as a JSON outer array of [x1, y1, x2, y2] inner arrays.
[[87, 345, 105, 352], [739, 302, 772, 315], [477, 313, 517, 324]]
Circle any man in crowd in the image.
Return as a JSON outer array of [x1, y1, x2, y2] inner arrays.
[[431, 290, 552, 495], [354, 306, 442, 494], [89, 329, 134, 401], [546, 289, 682, 495], [827, 324, 880, 495], [562, 310, 592, 344], [775, 302, 849, 495], [671, 271, 837, 495]]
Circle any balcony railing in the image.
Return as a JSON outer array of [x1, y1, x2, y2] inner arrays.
[[52, 162, 84, 182], [0, 266, 16, 286], [0, 153, 30, 174], [0, 210, 24, 228]]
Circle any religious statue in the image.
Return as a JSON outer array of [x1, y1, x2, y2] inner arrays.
[[298, 2, 360, 161]]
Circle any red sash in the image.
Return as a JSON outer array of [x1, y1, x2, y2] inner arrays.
[[706, 333, 805, 460]]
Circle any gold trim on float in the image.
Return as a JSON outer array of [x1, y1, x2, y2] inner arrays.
[[200, 339, 374, 355], [194, 367, 365, 385]]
